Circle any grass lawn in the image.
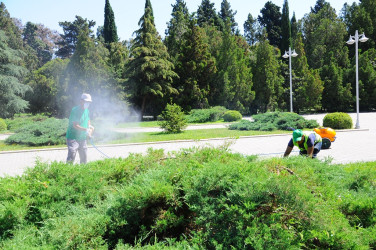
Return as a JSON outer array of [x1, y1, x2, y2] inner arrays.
[[0, 128, 290, 151]]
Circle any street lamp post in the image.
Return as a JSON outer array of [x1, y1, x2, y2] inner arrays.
[[282, 47, 298, 112], [346, 30, 369, 129]]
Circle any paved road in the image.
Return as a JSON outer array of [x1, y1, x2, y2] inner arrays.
[[1, 113, 375, 177]]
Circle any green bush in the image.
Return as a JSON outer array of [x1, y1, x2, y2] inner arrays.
[[1, 148, 376, 249], [323, 112, 353, 129], [5, 113, 49, 132], [158, 104, 187, 133], [223, 110, 242, 122], [185, 106, 228, 123], [0, 118, 7, 132], [5, 118, 68, 146], [230, 112, 319, 131]]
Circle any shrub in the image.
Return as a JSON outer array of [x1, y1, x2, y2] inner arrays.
[[223, 110, 242, 122], [185, 106, 228, 123], [230, 112, 319, 131], [158, 104, 187, 133], [0, 148, 375, 248], [5, 113, 49, 132], [323, 112, 353, 129], [0, 118, 7, 132], [5, 118, 68, 146]]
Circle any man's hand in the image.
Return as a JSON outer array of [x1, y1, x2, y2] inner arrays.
[[284, 146, 293, 157]]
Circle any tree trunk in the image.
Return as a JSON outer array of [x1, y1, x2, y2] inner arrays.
[[141, 95, 147, 118]]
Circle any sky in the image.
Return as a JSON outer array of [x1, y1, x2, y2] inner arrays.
[[3, 0, 359, 41]]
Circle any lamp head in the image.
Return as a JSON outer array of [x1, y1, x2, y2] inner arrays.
[[291, 50, 298, 57], [282, 51, 289, 58], [359, 33, 369, 43], [346, 35, 355, 45]]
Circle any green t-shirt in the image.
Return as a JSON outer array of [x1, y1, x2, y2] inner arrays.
[[66, 106, 90, 141]]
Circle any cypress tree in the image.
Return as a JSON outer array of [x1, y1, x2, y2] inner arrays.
[[126, 0, 178, 116], [280, 0, 291, 53], [103, 0, 118, 43]]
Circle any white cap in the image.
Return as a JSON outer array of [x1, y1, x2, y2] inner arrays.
[[81, 93, 92, 102]]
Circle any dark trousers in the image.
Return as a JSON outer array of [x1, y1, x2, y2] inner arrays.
[[66, 139, 87, 164], [299, 142, 322, 158]]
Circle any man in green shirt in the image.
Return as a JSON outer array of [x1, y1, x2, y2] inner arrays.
[[66, 93, 94, 164]]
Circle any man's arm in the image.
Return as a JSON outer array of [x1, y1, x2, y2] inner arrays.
[[307, 146, 314, 158], [284, 146, 293, 157]]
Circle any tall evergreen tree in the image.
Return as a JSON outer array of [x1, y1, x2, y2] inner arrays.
[[56, 16, 96, 59], [358, 48, 376, 110], [126, 0, 178, 116], [103, 0, 118, 44], [218, 0, 238, 33], [165, 0, 190, 60], [252, 39, 284, 113], [216, 23, 254, 113], [23, 22, 52, 67], [0, 31, 30, 118], [59, 24, 116, 117], [280, 0, 291, 53], [174, 20, 216, 110], [0, 2, 23, 50], [197, 0, 217, 27], [291, 12, 298, 42], [258, 1, 282, 47], [243, 13, 260, 46], [291, 34, 323, 111], [311, 0, 329, 14]]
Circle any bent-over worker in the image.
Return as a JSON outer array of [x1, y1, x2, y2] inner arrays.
[[284, 129, 322, 158]]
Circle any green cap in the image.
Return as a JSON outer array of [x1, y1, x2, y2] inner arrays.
[[292, 129, 303, 142]]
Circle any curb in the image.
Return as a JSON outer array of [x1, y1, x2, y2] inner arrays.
[[0, 128, 369, 155]]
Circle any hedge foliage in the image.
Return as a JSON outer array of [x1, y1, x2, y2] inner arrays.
[[5, 118, 68, 146], [0, 147, 375, 249], [158, 103, 187, 133], [323, 112, 353, 129], [185, 106, 228, 123], [4, 113, 49, 132], [229, 112, 319, 131], [0, 118, 6, 132]]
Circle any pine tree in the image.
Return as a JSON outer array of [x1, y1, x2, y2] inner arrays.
[[244, 13, 260, 46], [258, 1, 282, 47], [126, 0, 178, 116], [197, 0, 217, 27], [165, 0, 190, 60], [280, 0, 291, 53], [218, 0, 238, 33], [56, 16, 96, 59], [103, 0, 118, 43], [23, 22, 52, 67], [0, 31, 30, 118], [0, 2, 23, 50]]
